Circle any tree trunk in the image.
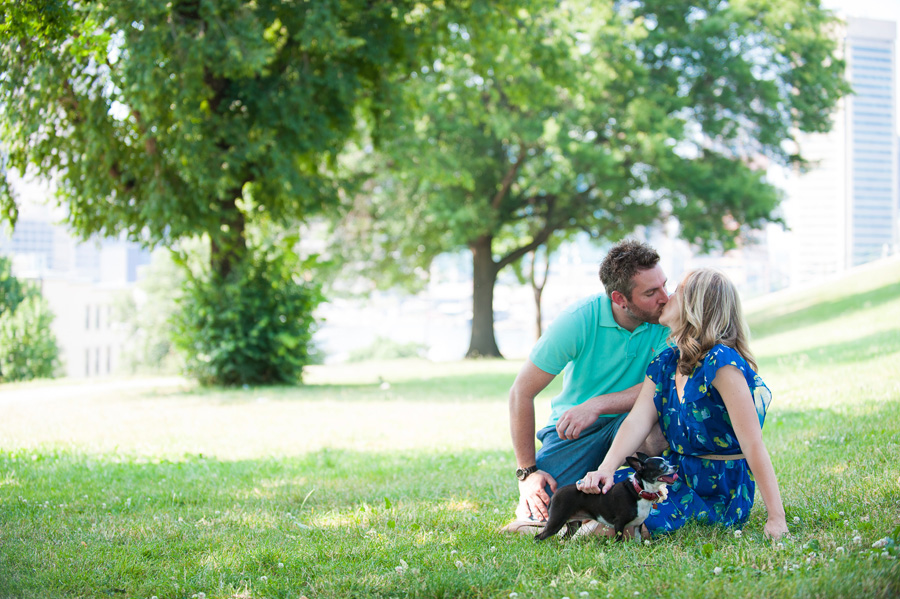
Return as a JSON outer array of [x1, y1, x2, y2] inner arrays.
[[210, 189, 247, 280], [529, 245, 551, 340], [466, 235, 502, 358]]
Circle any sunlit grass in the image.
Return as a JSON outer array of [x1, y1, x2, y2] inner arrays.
[[1, 259, 899, 598]]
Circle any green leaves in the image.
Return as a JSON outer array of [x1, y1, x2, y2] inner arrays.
[[0, 258, 61, 382], [171, 235, 323, 386]]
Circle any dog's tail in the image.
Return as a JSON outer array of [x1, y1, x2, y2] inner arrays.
[[533, 515, 571, 541]]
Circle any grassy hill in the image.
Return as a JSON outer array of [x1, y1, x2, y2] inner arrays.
[[0, 259, 899, 598]]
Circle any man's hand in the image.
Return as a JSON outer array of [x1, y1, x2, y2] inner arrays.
[[518, 470, 557, 521], [555, 402, 600, 440]]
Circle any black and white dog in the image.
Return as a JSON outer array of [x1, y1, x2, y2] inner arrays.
[[535, 452, 678, 542]]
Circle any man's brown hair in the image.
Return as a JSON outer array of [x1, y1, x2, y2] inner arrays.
[[599, 239, 660, 299]]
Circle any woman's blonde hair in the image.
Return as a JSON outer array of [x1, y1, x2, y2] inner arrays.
[[670, 268, 757, 375]]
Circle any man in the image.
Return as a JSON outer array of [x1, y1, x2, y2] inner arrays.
[[503, 239, 671, 533]]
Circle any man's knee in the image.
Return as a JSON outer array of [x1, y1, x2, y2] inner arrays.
[[636, 423, 667, 456]]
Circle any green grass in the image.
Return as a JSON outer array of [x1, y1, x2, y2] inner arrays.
[[2, 259, 900, 598]]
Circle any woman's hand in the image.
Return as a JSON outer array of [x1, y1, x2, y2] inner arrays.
[[764, 516, 789, 540], [575, 467, 616, 495]]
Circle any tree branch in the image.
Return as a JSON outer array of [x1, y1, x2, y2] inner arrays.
[[495, 195, 558, 270], [491, 144, 528, 212]]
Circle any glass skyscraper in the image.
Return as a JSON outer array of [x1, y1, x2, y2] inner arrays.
[[847, 19, 898, 266], [784, 17, 898, 284]]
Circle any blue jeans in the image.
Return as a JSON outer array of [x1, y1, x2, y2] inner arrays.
[[515, 414, 628, 521], [535, 413, 629, 488]]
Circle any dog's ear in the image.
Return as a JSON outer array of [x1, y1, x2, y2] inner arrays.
[[625, 455, 642, 471], [635, 451, 650, 463]]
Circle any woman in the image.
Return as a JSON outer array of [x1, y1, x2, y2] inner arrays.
[[577, 268, 788, 539]]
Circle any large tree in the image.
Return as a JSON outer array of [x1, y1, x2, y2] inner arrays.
[[330, 0, 849, 358], [1, 0, 448, 382], [0, 0, 434, 279]]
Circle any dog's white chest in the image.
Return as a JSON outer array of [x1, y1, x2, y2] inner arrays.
[[624, 498, 654, 528]]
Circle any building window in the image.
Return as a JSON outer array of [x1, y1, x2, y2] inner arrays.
[[85, 349, 90, 377], [85, 305, 91, 330]]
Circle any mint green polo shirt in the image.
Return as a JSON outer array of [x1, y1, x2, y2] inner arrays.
[[529, 293, 670, 426]]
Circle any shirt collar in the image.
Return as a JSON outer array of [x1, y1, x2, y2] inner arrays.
[[599, 295, 649, 334]]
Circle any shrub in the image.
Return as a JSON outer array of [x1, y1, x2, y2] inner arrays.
[[0, 285, 61, 381], [171, 240, 322, 386]]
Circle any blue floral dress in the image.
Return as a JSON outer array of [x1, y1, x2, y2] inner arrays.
[[614, 344, 772, 534]]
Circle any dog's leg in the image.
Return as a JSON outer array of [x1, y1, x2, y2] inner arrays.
[[630, 525, 642, 543]]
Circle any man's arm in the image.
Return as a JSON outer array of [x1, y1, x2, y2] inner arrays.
[[509, 360, 558, 520], [554, 382, 642, 440]]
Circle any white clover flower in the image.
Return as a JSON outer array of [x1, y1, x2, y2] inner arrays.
[[590, 580, 599, 586], [644, 540, 651, 546], [872, 538, 889, 549], [793, 517, 801, 524], [580, 593, 590, 597], [837, 547, 845, 553], [198, 593, 206, 599], [455, 560, 463, 568], [713, 567, 723, 575], [734, 530, 743, 538], [260, 576, 268, 583], [278, 563, 284, 569], [853, 536, 862, 544], [839, 511, 844, 516], [509, 593, 518, 598]]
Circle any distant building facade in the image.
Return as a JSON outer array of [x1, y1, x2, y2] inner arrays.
[[0, 179, 150, 378], [784, 17, 899, 285]]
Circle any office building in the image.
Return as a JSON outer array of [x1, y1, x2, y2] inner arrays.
[[783, 17, 899, 285]]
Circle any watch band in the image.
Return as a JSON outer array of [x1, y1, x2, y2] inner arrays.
[[516, 465, 538, 481]]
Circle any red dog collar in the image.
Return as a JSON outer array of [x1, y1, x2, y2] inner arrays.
[[631, 475, 663, 502]]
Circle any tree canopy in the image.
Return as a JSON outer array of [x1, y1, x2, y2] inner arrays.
[[1, 0, 448, 382], [1, 0, 436, 277], [329, 0, 849, 357]]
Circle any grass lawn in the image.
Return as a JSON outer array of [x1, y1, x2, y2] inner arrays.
[[2, 258, 900, 598]]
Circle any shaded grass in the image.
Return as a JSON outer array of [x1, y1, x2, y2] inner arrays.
[[2, 260, 900, 597], [2, 418, 898, 599]]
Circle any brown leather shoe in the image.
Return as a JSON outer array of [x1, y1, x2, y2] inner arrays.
[[499, 519, 547, 534]]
